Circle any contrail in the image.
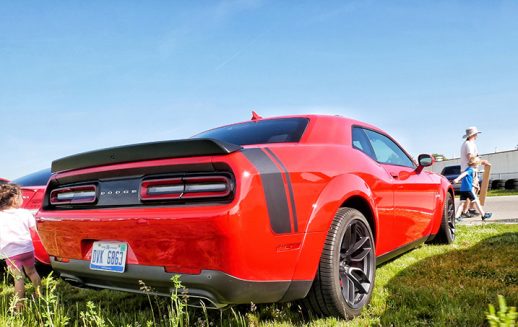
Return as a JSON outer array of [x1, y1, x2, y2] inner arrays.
[[214, 31, 267, 72]]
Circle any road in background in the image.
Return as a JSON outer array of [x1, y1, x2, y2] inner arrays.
[[456, 195, 518, 225]]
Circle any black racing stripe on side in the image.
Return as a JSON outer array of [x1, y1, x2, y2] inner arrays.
[[242, 148, 292, 234], [264, 147, 299, 233]]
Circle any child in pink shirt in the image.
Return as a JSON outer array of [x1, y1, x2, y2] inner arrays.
[[0, 183, 41, 311]]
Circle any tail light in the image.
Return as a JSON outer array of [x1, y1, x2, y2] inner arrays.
[[140, 178, 183, 200], [24, 191, 45, 211], [50, 185, 97, 205], [140, 176, 232, 201]]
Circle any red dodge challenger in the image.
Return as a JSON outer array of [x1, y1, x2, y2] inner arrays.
[[36, 114, 455, 318]]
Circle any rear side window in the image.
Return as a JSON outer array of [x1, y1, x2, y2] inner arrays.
[[193, 118, 309, 146], [12, 168, 52, 187], [352, 127, 376, 160]]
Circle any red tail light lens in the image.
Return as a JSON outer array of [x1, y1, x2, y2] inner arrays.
[[181, 176, 232, 199], [140, 178, 183, 200], [50, 185, 97, 205], [25, 195, 44, 210], [140, 176, 232, 201]]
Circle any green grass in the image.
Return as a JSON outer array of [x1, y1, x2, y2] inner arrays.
[[1, 224, 517, 326], [488, 189, 518, 196]]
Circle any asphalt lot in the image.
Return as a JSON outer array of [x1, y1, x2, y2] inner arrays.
[[456, 195, 518, 225]]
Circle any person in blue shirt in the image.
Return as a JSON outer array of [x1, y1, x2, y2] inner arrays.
[[453, 157, 492, 221]]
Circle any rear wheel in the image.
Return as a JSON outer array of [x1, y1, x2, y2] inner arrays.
[[505, 179, 518, 190], [0, 260, 6, 278], [304, 208, 375, 319], [430, 192, 455, 244], [36, 262, 54, 277], [492, 179, 505, 190]]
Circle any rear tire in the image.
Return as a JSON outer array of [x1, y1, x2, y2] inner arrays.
[[304, 208, 375, 319], [430, 192, 455, 244], [505, 179, 518, 190], [0, 260, 6, 278], [36, 262, 54, 277], [492, 179, 505, 190]]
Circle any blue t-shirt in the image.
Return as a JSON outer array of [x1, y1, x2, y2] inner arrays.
[[460, 167, 474, 192]]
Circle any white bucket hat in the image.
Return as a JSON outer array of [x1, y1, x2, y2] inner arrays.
[[463, 126, 481, 139]]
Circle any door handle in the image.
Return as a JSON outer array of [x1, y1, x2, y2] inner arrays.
[[390, 172, 399, 179]]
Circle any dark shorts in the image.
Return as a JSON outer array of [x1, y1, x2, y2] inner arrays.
[[5, 251, 35, 271], [459, 191, 476, 201]]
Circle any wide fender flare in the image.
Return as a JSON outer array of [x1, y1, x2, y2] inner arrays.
[[305, 173, 379, 235], [288, 173, 379, 281]]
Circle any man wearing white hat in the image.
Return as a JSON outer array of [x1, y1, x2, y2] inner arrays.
[[460, 126, 481, 171], [460, 126, 490, 217]]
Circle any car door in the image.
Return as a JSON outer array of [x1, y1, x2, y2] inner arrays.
[[361, 129, 438, 249], [351, 127, 395, 256]]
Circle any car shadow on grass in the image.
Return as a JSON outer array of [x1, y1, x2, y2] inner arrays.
[[200, 232, 518, 326], [378, 232, 518, 326]]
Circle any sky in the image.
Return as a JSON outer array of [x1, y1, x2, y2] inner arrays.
[[1, 1, 518, 180]]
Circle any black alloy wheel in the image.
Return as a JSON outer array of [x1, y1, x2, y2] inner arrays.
[[304, 208, 376, 319], [430, 192, 456, 244], [339, 216, 375, 309], [446, 193, 456, 241]]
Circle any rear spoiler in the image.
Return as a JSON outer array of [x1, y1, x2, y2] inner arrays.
[[51, 138, 242, 173]]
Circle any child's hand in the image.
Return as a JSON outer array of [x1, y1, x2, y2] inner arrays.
[[453, 178, 459, 184]]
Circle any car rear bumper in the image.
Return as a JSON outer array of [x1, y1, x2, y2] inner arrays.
[[51, 258, 312, 308], [31, 231, 51, 265]]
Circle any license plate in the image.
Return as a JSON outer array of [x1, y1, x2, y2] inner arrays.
[[90, 241, 128, 273]]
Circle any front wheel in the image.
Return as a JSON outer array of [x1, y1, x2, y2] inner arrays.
[[304, 207, 376, 319], [429, 192, 455, 244]]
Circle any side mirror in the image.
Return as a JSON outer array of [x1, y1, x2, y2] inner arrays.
[[416, 154, 434, 173]]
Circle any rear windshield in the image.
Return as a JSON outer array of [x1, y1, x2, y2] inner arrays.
[[193, 118, 309, 146], [12, 168, 52, 187], [441, 166, 460, 176]]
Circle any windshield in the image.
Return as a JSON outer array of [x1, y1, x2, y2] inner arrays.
[[193, 118, 309, 146]]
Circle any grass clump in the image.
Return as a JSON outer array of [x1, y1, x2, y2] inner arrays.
[[487, 295, 517, 327]]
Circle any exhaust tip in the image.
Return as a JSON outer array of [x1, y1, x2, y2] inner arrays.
[[60, 274, 84, 287]]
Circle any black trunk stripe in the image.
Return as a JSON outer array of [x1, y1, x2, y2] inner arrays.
[[264, 147, 299, 233], [242, 148, 292, 234]]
